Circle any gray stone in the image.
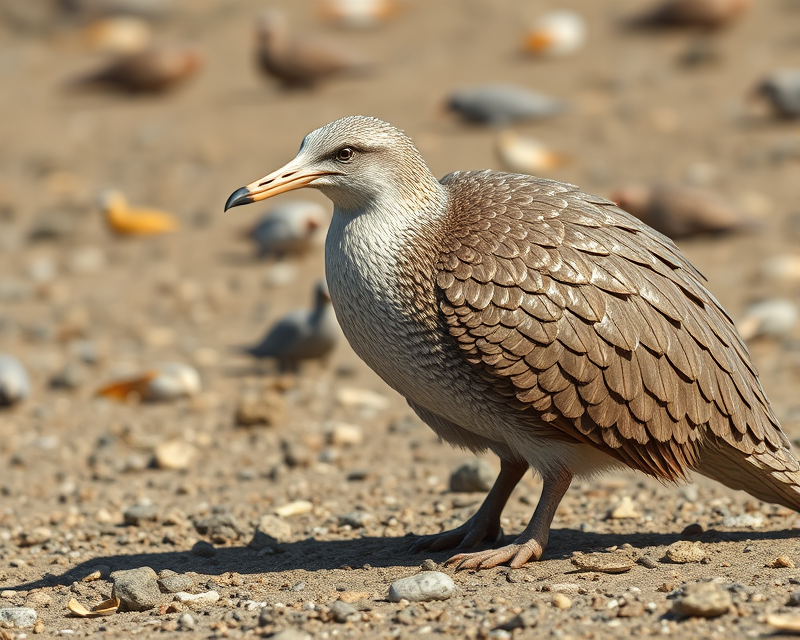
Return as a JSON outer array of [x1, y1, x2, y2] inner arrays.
[[671, 582, 732, 618], [330, 599, 360, 623], [249, 514, 292, 550], [269, 629, 312, 640], [177, 613, 195, 630], [496, 606, 540, 631], [124, 503, 158, 526], [193, 510, 244, 543], [787, 590, 800, 607], [158, 570, 194, 594], [449, 458, 494, 493], [111, 567, 162, 612], [388, 571, 455, 602], [338, 511, 374, 528], [191, 541, 216, 557], [0, 607, 37, 628]]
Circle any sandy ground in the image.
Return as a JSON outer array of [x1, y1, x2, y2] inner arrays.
[[2, 0, 800, 637]]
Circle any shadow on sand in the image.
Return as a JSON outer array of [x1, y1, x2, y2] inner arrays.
[[12, 525, 799, 591]]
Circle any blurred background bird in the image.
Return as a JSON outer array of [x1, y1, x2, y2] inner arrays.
[[237, 280, 339, 372], [98, 189, 178, 236], [68, 45, 202, 93], [522, 10, 586, 58], [446, 84, 567, 126], [245, 200, 328, 259], [96, 362, 201, 402], [610, 183, 750, 239], [0, 355, 30, 408], [255, 9, 371, 88]]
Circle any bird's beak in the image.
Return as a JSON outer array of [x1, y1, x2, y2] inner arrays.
[[224, 160, 332, 211]]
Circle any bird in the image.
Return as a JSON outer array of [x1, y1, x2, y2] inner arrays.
[[97, 362, 200, 402], [609, 183, 749, 239], [255, 10, 370, 88], [752, 69, 800, 119], [495, 131, 568, 175], [0, 355, 30, 408], [446, 84, 567, 126], [246, 200, 327, 259], [628, 0, 750, 29], [69, 45, 202, 93], [225, 115, 800, 571], [522, 10, 586, 58], [318, 0, 399, 29], [98, 190, 178, 236], [238, 280, 339, 371]]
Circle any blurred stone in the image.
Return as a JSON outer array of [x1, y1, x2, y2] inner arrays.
[[67, 246, 105, 274], [111, 567, 161, 612], [123, 503, 157, 526], [722, 513, 764, 528], [154, 439, 196, 470], [607, 496, 641, 519], [250, 514, 292, 549], [496, 606, 541, 630], [0, 354, 31, 407], [177, 612, 195, 629], [768, 613, 800, 633], [388, 572, 455, 602], [158, 570, 194, 594], [273, 500, 313, 517], [552, 593, 572, 609], [191, 541, 215, 557], [173, 591, 219, 605], [738, 299, 798, 341], [50, 361, 85, 390], [327, 423, 364, 446], [338, 511, 375, 528], [665, 541, 706, 563], [17, 527, 51, 547], [671, 582, 731, 618], [770, 556, 795, 569], [336, 387, 389, 412], [193, 510, 244, 543], [449, 458, 494, 493], [0, 607, 37, 628], [330, 599, 360, 623], [234, 388, 285, 427]]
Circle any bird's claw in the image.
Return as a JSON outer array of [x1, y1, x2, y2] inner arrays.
[[445, 540, 544, 571], [410, 522, 504, 554]]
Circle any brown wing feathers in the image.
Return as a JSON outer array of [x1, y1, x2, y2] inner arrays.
[[436, 171, 794, 485]]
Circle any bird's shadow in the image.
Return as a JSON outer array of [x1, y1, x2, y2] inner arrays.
[[11, 527, 799, 591]]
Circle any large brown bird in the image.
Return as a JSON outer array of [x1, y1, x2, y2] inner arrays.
[[255, 10, 370, 88], [225, 116, 800, 570]]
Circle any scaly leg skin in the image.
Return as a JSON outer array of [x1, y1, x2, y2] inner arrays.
[[446, 468, 573, 570], [410, 459, 528, 554]]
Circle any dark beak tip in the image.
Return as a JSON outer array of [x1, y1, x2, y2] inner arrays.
[[224, 187, 254, 212]]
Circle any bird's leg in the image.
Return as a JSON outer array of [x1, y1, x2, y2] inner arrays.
[[446, 467, 573, 570], [411, 459, 528, 554]]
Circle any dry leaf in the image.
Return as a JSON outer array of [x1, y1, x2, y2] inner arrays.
[[67, 597, 119, 617]]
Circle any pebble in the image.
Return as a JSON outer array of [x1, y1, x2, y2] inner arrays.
[[191, 541, 216, 557], [0, 354, 31, 407], [177, 612, 195, 630], [157, 570, 195, 594], [123, 503, 158, 526], [737, 299, 799, 341], [327, 423, 364, 446], [0, 607, 37, 628], [335, 387, 389, 412], [671, 582, 732, 618], [17, 526, 52, 547], [338, 511, 375, 528], [449, 458, 495, 492], [664, 540, 706, 564], [250, 514, 292, 549], [637, 556, 659, 569], [329, 599, 360, 623], [767, 613, 800, 633], [50, 361, 85, 390], [274, 500, 313, 517], [495, 606, 541, 630], [570, 551, 634, 574], [173, 591, 220, 605], [111, 567, 162, 612], [552, 593, 572, 609], [387, 572, 455, 602], [770, 556, 796, 569], [722, 513, 764, 528], [269, 629, 312, 640], [607, 496, 641, 519], [193, 510, 244, 543], [67, 246, 105, 274], [234, 388, 285, 427], [154, 439, 196, 470]]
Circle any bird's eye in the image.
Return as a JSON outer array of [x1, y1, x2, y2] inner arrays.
[[336, 147, 355, 162]]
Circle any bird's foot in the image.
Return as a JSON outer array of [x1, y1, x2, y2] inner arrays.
[[445, 539, 544, 571], [410, 519, 503, 554]]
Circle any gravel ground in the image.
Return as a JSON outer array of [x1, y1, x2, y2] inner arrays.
[[2, 0, 800, 637]]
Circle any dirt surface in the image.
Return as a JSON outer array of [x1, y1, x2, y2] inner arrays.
[[2, 0, 800, 638]]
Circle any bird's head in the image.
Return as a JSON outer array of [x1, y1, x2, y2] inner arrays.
[[225, 116, 442, 216]]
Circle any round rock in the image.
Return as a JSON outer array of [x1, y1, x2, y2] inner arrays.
[[664, 540, 706, 564], [111, 567, 162, 611], [449, 458, 495, 493], [671, 582, 732, 618], [388, 571, 455, 602]]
